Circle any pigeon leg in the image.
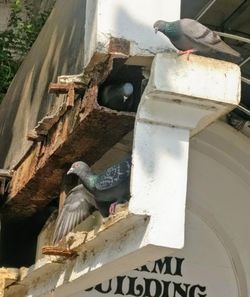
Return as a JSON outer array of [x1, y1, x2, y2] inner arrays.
[[109, 202, 118, 215], [177, 49, 197, 60]]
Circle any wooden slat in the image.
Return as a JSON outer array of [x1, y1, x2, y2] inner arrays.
[[48, 83, 84, 94], [42, 246, 78, 257], [66, 83, 75, 108]]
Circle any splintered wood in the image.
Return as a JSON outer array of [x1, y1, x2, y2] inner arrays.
[[48, 82, 85, 109], [27, 96, 69, 141], [42, 246, 78, 257], [4, 49, 135, 220]]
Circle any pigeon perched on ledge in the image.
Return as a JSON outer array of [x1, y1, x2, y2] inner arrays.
[[67, 156, 132, 216], [99, 83, 134, 111], [153, 19, 241, 61], [53, 184, 97, 244]]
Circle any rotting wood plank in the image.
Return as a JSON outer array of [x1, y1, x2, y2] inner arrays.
[[42, 246, 78, 257], [3, 55, 135, 220], [4, 89, 135, 219], [48, 83, 84, 94], [26, 96, 68, 141]]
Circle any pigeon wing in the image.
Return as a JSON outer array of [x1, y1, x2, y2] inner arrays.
[[180, 19, 240, 57], [95, 156, 131, 191], [53, 185, 95, 244]]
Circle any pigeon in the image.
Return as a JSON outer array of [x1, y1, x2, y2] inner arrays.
[[53, 184, 97, 244], [99, 83, 134, 111], [67, 156, 132, 216], [153, 19, 241, 61]]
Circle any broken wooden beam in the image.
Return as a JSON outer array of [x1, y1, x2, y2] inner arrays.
[[27, 130, 45, 142], [27, 99, 68, 142], [3, 65, 135, 220], [48, 82, 85, 94], [48, 82, 85, 108], [66, 83, 75, 108]]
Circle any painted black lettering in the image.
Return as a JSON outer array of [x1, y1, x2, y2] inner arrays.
[[173, 282, 190, 297], [151, 257, 184, 276], [114, 275, 127, 295], [126, 277, 144, 296], [160, 280, 171, 297], [95, 279, 112, 294], [142, 278, 162, 297], [135, 265, 150, 272], [174, 258, 184, 277], [189, 285, 207, 297]]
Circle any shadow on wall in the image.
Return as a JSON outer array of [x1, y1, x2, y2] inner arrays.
[[0, 0, 97, 169]]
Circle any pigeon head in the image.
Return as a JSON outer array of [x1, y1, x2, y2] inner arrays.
[[122, 83, 134, 102], [67, 161, 91, 177], [153, 20, 167, 34]]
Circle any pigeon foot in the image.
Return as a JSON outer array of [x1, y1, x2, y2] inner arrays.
[[109, 202, 118, 215], [177, 49, 196, 61]]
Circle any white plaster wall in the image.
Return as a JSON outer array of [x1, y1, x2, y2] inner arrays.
[[82, 210, 238, 297], [97, 0, 181, 55], [79, 121, 250, 297], [188, 121, 250, 296]]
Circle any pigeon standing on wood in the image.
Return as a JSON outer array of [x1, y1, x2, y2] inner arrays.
[[67, 156, 132, 216], [153, 19, 241, 61], [53, 184, 97, 244], [99, 83, 134, 111]]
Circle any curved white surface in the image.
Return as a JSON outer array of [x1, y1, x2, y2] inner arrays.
[[83, 121, 250, 297]]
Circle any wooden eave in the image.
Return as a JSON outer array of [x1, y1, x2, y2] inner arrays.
[[3, 53, 135, 220]]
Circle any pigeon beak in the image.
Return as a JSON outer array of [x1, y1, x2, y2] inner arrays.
[[123, 95, 128, 102], [67, 168, 74, 175], [154, 27, 158, 34]]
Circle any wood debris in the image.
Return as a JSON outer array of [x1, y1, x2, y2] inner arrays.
[[5, 38, 134, 220], [42, 246, 78, 257]]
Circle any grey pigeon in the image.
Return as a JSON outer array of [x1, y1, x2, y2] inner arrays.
[[99, 83, 134, 111], [153, 19, 241, 60], [53, 184, 97, 244], [67, 156, 132, 215]]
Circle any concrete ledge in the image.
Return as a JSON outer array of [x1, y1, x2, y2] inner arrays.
[[138, 53, 241, 136], [14, 208, 173, 297]]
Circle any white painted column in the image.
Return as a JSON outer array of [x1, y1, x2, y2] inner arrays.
[[130, 53, 241, 248]]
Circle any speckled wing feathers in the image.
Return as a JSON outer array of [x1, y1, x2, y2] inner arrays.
[[95, 156, 132, 191]]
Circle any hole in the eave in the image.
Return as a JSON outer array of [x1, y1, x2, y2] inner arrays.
[[98, 58, 147, 112], [0, 199, 58, 268]]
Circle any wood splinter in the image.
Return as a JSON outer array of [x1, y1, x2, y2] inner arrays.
[[42, 246, 78, 257], [48, 82, 85, 108], [27, 130, 46, 142]]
